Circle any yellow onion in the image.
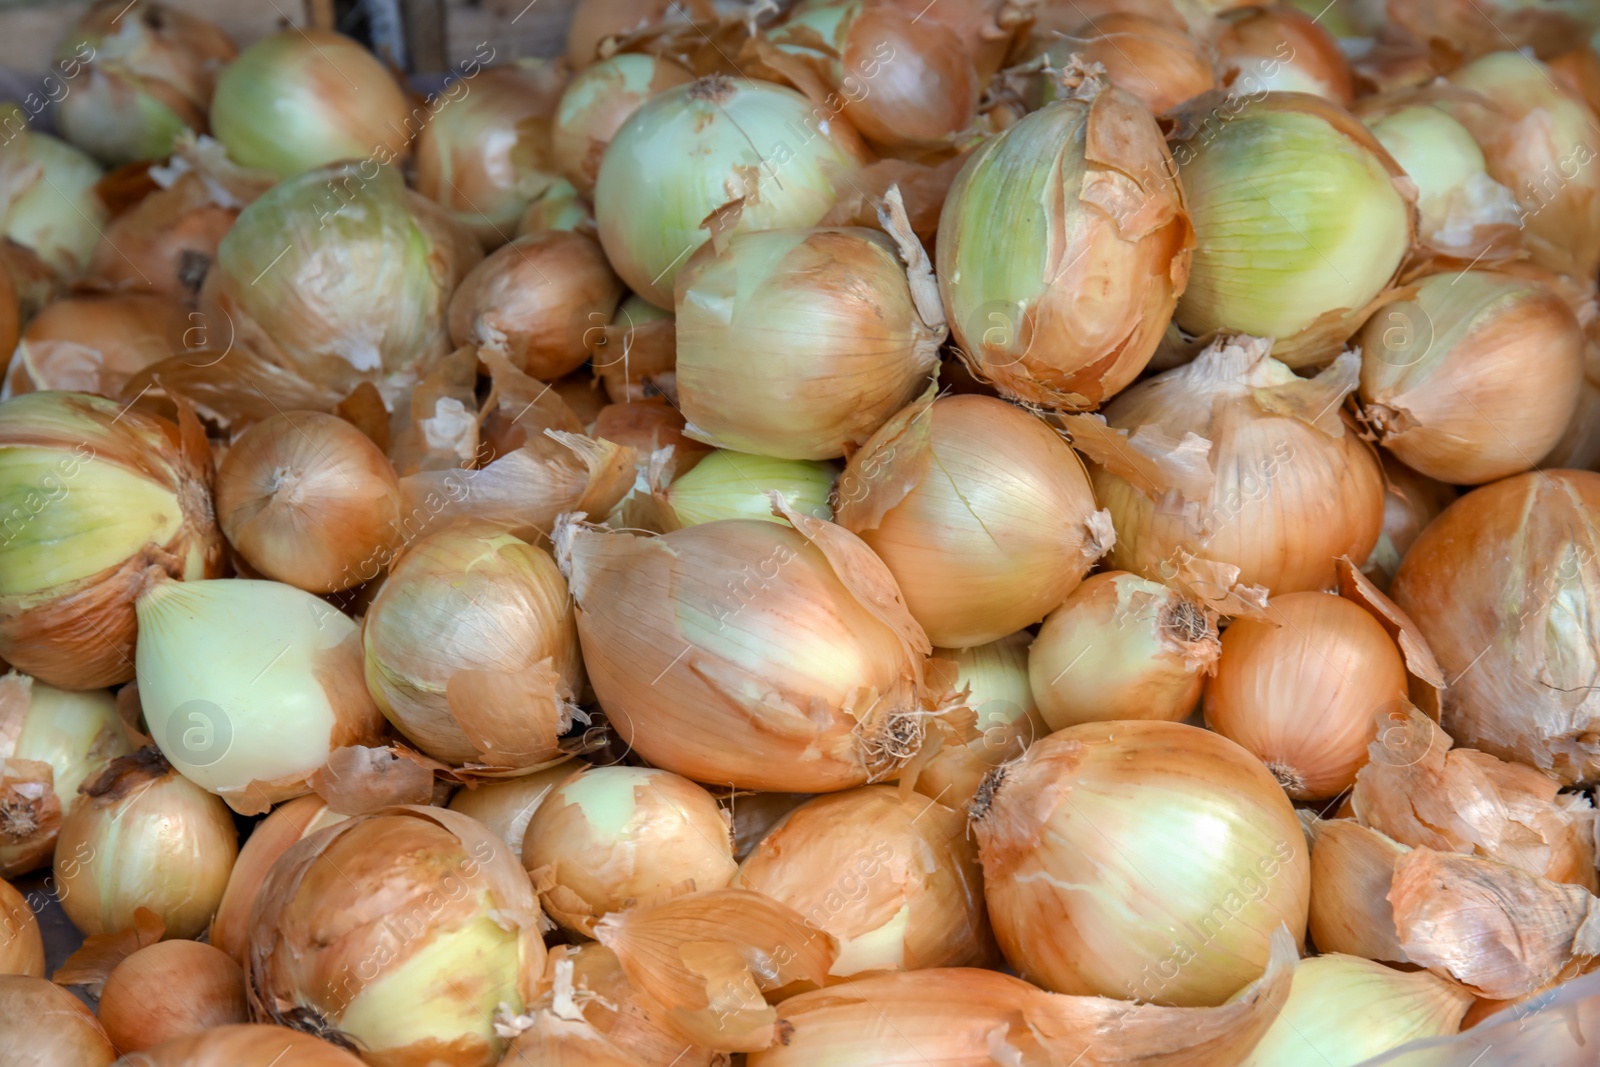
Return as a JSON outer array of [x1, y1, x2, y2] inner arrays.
[[111, 1024, 366, 1066], [553, 53, 694, 195], [215, 411, 401, 594], [1038, 14, 1217, 115], [1029, 570, 1219, 731], [0, 673, 130, 878], [209, 30, 411, 179], [1172, 94, 1412, 367], [917, 633, 1045, 805], [566, 0, 716, 68], [98, 940, 247, 1052], [676, 219, 942, 460], [1067, 336, 1384, 605], [836, 392, 1110, 647], [0, 106, 107, 277], [938, 74, 1190, 408], [737, 784, 991, 980], [415, 60, 567, 247], [1205, 591, 1408, 799], [556, 505, 934, 792], [0, 875, 43, 977], [1362, 454, 1456, 591], [1551, 43, 1600, 115], [208, 795, 348, 966], [1238, 953, 1472, 1066], [447, 230, 623, 381], [1216, 5, 1354, 106], [54, 1, 236, 166], [54, 748, 237, 938], [0, 974, 116, 1065], [973, 720, 1310, 1005], [1305, 816, 1412, 963], [1358, 270, 1583, 485], [0, 391, 221, 689], [5, 291, 188, 397], [251, 806, 546, 1066], [1390, 0, 1600, 63], [446, 762, 573, 864], [523, 765, 736, 935], [362, 523, 583, 772], [1392, 470, 1600, 784], [135, 577, 387, 813], [590, 295, 675, 405], [516, 178, 594, 237], [657, 450, 836, 529], [595, 75, 869, 307]]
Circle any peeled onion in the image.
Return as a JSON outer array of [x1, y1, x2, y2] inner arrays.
[[111, 1024, 365, 1066], [446, 762, 573, 864], [0, 974, 116, 1065], [98, 939, 248, 1052], [0, 107, 107, 277], [657, 450, 836, 529], [1216, 4, 1355, 105], [917, 633, 1044, 805], [553, 53, 694, 194], [0, 876, 43, 977]]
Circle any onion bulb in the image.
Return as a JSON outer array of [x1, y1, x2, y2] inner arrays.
[[938, 73, 1191, 408], [516, 178, 594, 237], [1205, 591, 1408, 799], [566, 0, 711, 68], [0, 975, 116, 1065], [1067, 336, 1384, 603], [110, 1024, 366, 1066], [447, 229, 623, 381], [1040, 15, 1216, 115], [973, 720, 1310, 1005], [1357, 270, 1583, 485], [657, 450, 835, 529], [361, 523, 584, 772], [98, 940, 247, 1052], [523, 765, 736, 935], [0, 673, 130, 878], [553, 53, 694, 195], [446, 762, 572, 864], [595, 75, 869, 308], [1172, 94, 1412, 367], [737, 785, 991, 980], [836, 392, 1111, 647], [209, 29, 411, 179], [53, 1, 236, 166], [1216, 5, 1355, 106], [54, 748, 237, 938], [1392, 470, 1600, 784], [591, 294, 675, 404], [1362, 455, 1456, 591], [0, 876, 43, 977], [917, 633, 1044, 805], [1029, 570, 1219, 731], [251, 806, 546, 1066], [5, 291, 189, 398], [215, 411, 400, 594], [135, 577, 387, 813], [0, 391, 222, 689], [556, 504, 935, 792], [0, 106, 107, 277]]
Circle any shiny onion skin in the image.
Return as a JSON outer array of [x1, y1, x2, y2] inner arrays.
[[1392, 470, 1600, 785], [553, 54, 695, 195], [4, 291, 189, 398], [0, 876, 44, 977], [973, 721, 1310, 1006], [84, 167, 238, 304], [1040, 14, 1217, 115], [1215, 4, 1355, 106], [0, 974, 116, 1065], [1205, 592, 1408, 800], [446, 763, 572, 865], [113, 1024, 366, 1066], [97, 940, 248, 1053]]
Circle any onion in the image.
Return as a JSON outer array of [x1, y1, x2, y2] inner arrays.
[[836, 392, 1111, 647], [361, 523, 584, 772], [567, 0, 700, 68], [414, 60, 568, 248], [553, 53, 694, 194], [54, 748, 237, 938], [937, 73, 1190, 408], [675, 221, 943, 461], [251, 806, 546, 1065], [1357, 270, 1583, 485], [0, 974, 116, 1065], [1362, 454, 1456, 591], [0, 106, 107, 277], [1216, 5, 1355, 106], [54, 1, 236, 166], [209, 29, 412, 179], [594, 75, 869, 307], [0, 875, 43, 977], [1039, 14, 1217, 115], [556, 504, 935, 792], [447, 229, 623, 381], [0, 391, 222, 689], [972, 720, 1310, 1005], [98, 940, 248, 1052], [1390, 0, 1599, 63], [737, 784, 991, 980], [1029, 570, 1219, 731], [446, 762, 573, 864], [215, 411, 401, 594], [1171, 93, 1412, 367], [1305, 816, 1412, 963], [523, 765, 736, 934], [917, 633, 1044, 805], [517, 178, 594, 236], [1391, 470, 1600, 784], [117, 1024, 366, 1066], [135, 577, 387, 813], [657, 450, 836, 529], [0, 673, 130, 878], [5, 291, 189, 398]]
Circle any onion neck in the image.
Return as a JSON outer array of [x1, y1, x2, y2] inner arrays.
[[1266, 760, 1308, 799]]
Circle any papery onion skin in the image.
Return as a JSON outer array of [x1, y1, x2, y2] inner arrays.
[[85, 174, 238, 304], [1042, 14, 1217, 115], [1030, 570, 1219, 731], [660, 450, 836, 529], [446, 762, 572, 864], [0, 974, 116, 1065], [554, 53, 694, 195], [209, 30, 412, 179], [1357, 271, 1583, 485], [6, 291, 190, 398], [535, 943, 721, 1067], [973, 720, 1310, 1006], [1392, 470, 1600, 785], [566, 0, 687, 68], [1216, 5, 1355, 106], [937, 79, 1191, 409], [1305, 816, 1412, 964], [595, 76, 870, 308], [0, 111, 107, 277], [1362, 454, 1456, 592], [98, 940, 248, 1053], [117, 1024, 367, 1066], [0, 876, 43, 977], [918, 633, 1045, 805], [1205, 591, 1407, 800], [522, 765, 736, 935], [216, 411, 401, 594]]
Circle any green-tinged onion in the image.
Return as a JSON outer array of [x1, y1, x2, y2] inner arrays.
[[553, 53, 694, 195], [0, 105, 106, 277], [446, 763, 573, 864], [917, 633, 1046, 806], [658, 450, 835, 529]]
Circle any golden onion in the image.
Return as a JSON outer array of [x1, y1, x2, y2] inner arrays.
[[5, 291, 189, 397], [516, 177, 594, 236], [1304, 816, 1412, 964], [0, 876, 43, 977], [836, 392, 1111, 647], [1039, 14, 1217, 115], [553, 53, 694, 195], [917, 633, 1045, 805], [115, 1024, 366, 1066], [566, 0, 711, 68], [973, 720, 1310, 1005], [0, 975, 116, 1065], [591, 295, 674, 404], [446, 762, 573, 864], [657, 449, 835, 529], [0, 106, 106, 277], [98, 940, 248, 1053], [1215, 5, 1354, 106], [1361, 454, 1456, 591]]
